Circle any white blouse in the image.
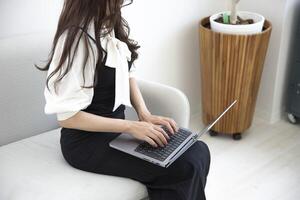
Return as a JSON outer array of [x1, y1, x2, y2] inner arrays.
[[44, 22, 137, 121]]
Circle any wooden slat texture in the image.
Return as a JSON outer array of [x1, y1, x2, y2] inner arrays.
[[199, 16, 272, 134]]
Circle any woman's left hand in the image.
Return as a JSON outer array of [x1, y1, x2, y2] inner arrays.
[[138, 111, 179, 135]]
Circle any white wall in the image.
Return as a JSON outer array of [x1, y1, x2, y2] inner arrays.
[[1, 0, 295, 124], [124, 0, 296, 123], [122, 0, 227, 118], [0, 0, 61, 38]]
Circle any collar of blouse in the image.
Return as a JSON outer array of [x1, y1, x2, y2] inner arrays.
[[87, 22, 133, 111]]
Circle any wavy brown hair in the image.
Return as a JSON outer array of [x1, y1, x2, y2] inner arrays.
[[35, 0, 140, 94]]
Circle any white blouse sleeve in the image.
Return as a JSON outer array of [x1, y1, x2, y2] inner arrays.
[[44, 30, 97, 121], [129, 62, 137, 78]]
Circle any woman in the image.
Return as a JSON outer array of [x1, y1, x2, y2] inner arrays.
[[36, 0, 211, 199]]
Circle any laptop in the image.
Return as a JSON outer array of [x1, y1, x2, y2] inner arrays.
[[109, 100, 237, 168]]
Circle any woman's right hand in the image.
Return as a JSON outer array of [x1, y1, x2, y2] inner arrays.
[[127, 121, 170, 148]]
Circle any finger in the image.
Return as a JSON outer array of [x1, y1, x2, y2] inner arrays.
[[165, 118, 179, 133], [158, 126, 170, 140], [153, 126, 168, 145], [148, 130, 165, 147], [151, 116, 162, 125], [154, 125, 170, 140], [155, 120, 173, 135], [160, 119, 175, 135], [144, 136, 158, 148]]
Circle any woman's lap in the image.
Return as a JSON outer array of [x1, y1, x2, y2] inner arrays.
[[66, 136, 210, 200], [61, 109, 211, 186]]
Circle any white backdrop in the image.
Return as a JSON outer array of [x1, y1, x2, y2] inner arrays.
[[0, 0, 296, 123]]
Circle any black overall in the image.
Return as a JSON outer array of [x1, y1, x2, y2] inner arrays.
[[60, 29, 211, 200]]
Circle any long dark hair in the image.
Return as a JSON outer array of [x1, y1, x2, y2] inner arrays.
[[35, 0, 140, 94]]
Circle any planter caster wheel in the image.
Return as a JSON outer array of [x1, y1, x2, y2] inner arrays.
[[287, 113, 297, 124], [232, 133, 242, 140], [209, 130, 218, 137]]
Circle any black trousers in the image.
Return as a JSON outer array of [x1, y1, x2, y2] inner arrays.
[[60, 110, 211, 200]]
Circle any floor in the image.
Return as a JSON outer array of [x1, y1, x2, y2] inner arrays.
[[189, 115, 300, 200]]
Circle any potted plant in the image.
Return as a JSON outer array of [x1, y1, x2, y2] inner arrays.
[[210, 0, 265, 35], [198, 0, 272, 140]]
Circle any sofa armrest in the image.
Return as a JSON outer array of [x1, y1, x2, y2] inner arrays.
[[125, 79, 190, 128]]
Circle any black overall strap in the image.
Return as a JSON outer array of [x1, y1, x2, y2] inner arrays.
[[68, 25, 97, 44]]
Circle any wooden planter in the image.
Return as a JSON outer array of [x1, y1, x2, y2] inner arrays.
[[199, 16, 272, 139]]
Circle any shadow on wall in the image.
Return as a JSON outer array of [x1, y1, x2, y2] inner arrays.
[[144, 22, 202, 115]]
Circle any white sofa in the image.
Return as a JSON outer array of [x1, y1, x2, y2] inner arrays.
[[0, 71, 190, 200]]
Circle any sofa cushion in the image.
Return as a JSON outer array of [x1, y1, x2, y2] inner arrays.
[[0, 128, 148, 200]]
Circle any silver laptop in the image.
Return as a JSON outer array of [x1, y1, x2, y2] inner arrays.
[[109, 100, 237, 168]]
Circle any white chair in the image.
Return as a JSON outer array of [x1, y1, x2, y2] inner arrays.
[[0, 74, 190, 199]]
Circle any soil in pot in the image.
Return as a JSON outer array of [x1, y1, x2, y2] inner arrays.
[[215, 14, 254, 25]]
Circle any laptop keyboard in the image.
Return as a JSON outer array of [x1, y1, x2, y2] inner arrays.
[[134, 126, 192, 161]]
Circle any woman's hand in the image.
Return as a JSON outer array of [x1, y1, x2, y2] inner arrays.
[[138, 111, 179, 135], [127, 121, 170, 148]]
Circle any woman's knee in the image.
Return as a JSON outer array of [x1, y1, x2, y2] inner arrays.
[[196, 141, 210, 160], [191, 141, 211, 174], [170, 141, 211, 176]]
